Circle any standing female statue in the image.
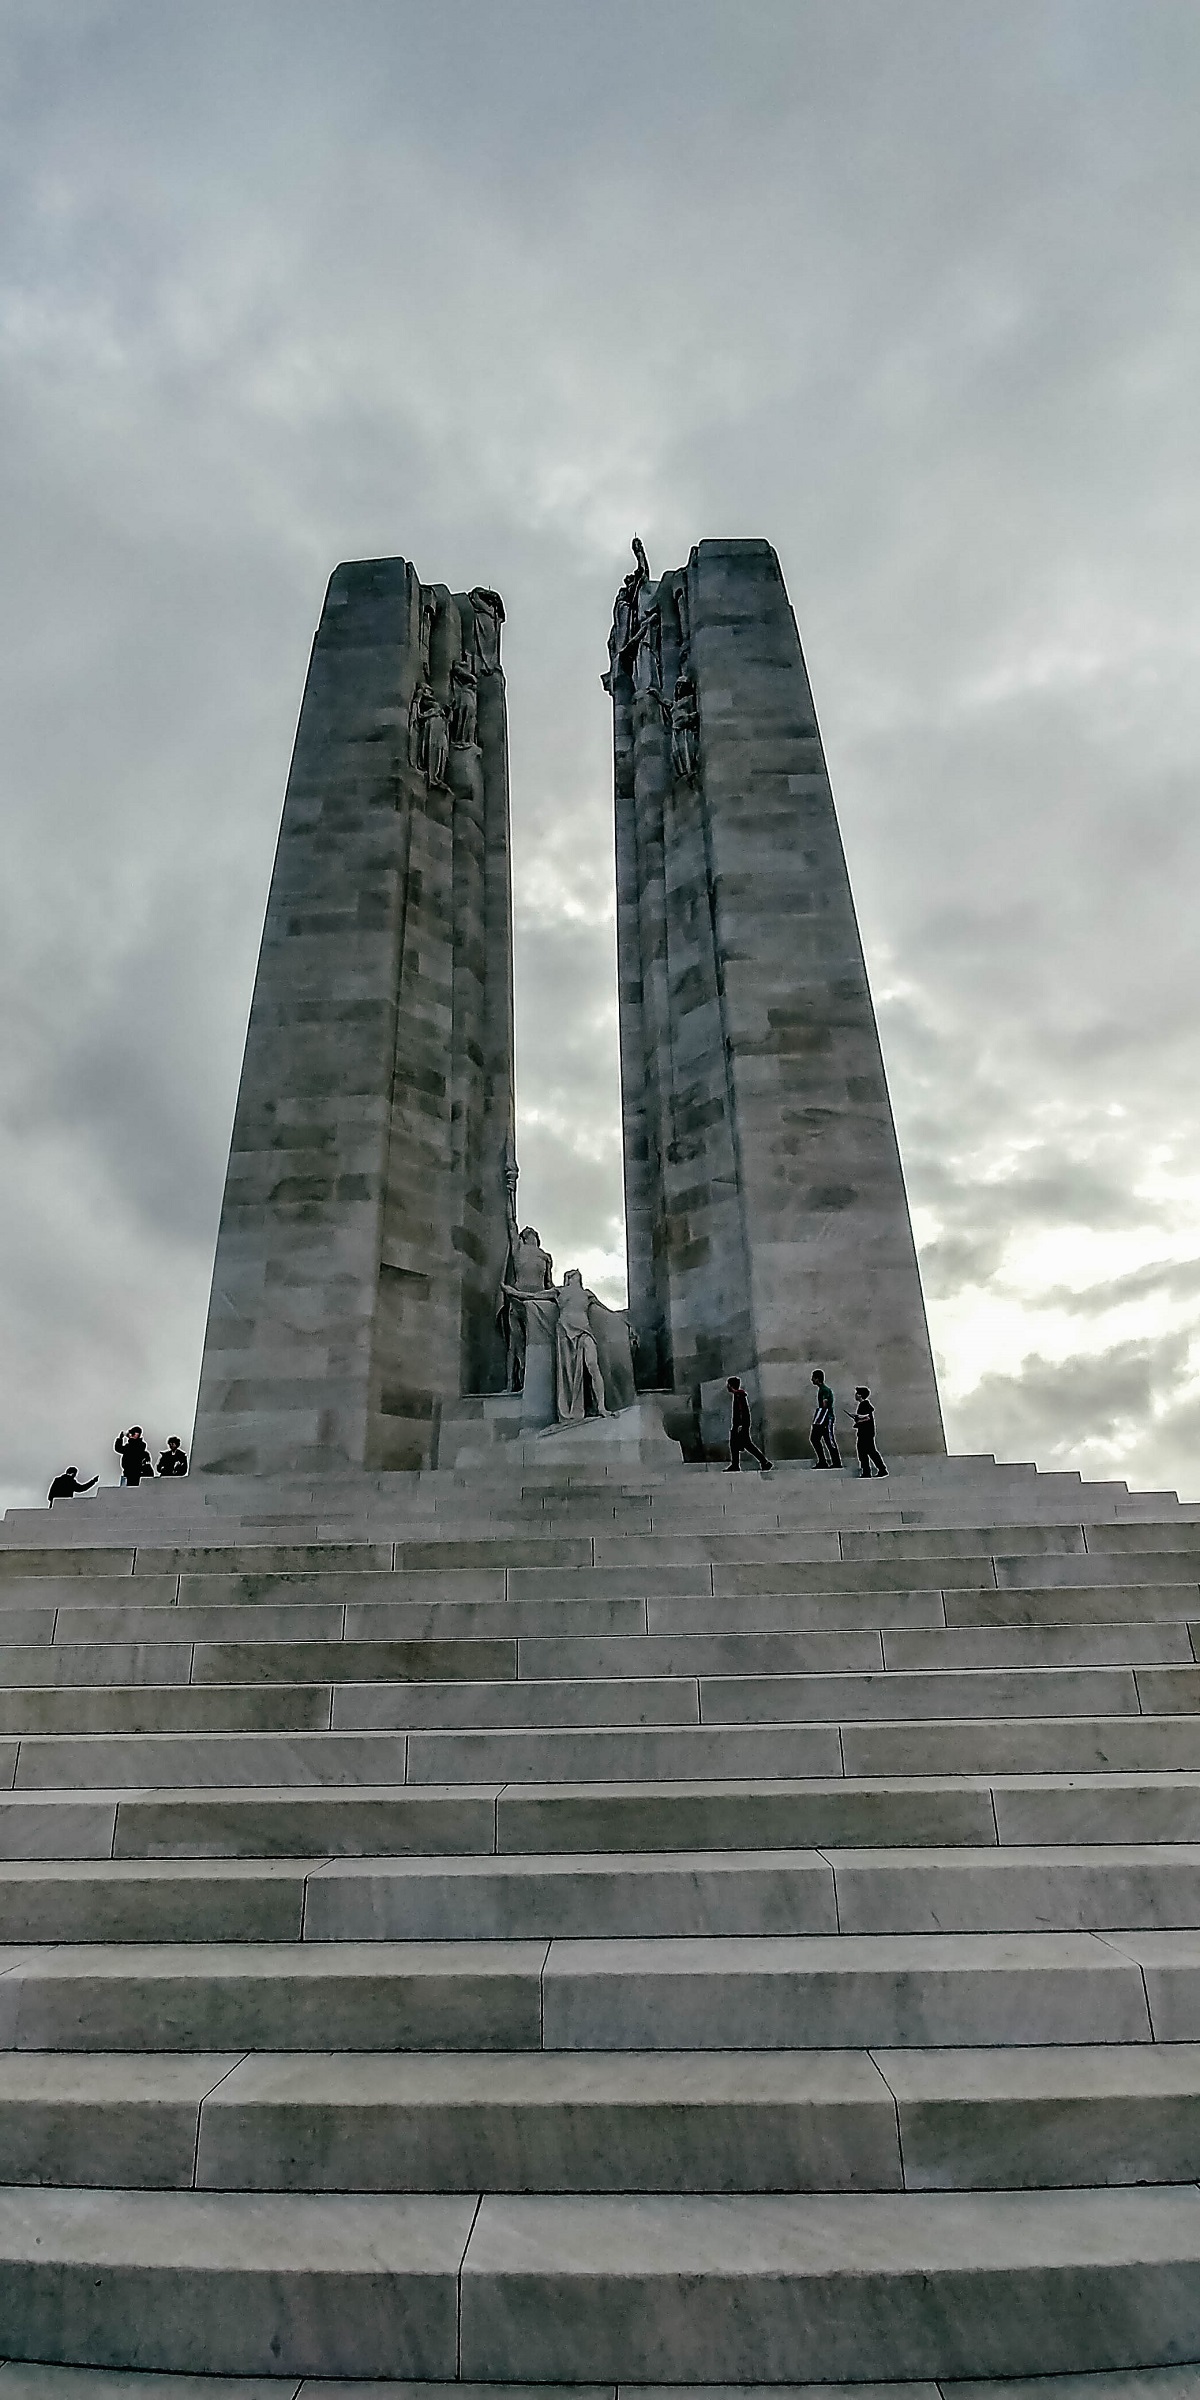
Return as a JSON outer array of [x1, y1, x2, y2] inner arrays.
[[553, 1268, 608, 1421]]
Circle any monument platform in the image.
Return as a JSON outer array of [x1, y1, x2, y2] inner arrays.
[[0, 1448, 1199, 2387]]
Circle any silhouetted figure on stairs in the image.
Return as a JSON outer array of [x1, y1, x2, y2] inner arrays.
[[853, 1387, 888, 1478], [810, 1371, 841, 1468], [727, 1378, 772, 1473]]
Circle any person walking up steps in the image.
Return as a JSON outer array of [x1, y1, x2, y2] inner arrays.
[[810, 1369, 841, 1468], [853, 1386, 888, 1477], [47, 1467, 97, 1504], [726, 1378, 772, 1473]]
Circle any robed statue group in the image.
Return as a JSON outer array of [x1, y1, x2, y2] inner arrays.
[[497, 1164, 635, 1427]]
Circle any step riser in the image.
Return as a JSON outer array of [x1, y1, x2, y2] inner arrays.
[[5, 1618, 1199, 1670], [2, 1848, 1199, 1944], [15, 1715, 1200, 1789], [10, 1780, 1200, 1860], [2, 2187, 1199, 2380], [4, 1938, 1169, 2052], [7, 2057, 1200, 2194]]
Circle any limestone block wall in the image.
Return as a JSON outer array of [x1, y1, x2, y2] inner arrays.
[[193, 557, 515, 1475], [613, 537, 944, 1460]]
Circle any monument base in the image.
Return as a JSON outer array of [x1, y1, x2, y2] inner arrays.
[[437, 1391, 681, 1470]]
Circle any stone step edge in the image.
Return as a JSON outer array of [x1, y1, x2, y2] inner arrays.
[[1, 2185, 1200, 2380], [15, 2368, 1199, 2400]]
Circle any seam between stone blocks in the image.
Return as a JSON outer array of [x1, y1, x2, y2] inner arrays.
[[191, 2050, 249, 2190], [1090, 1930, 1157, 2040], [457, 2190, 485, 2374], [867, 2048, 908, 2191], [814, 1847, 842, 1932]]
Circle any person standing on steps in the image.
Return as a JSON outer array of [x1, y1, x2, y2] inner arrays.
[[114, 1427, 153, 1487], [810, 1370, 841, 1468], [47, 1467, 97, 1504], [853, 1387, 888, 1478], [157, 1437, 188, 1478], [726, 1378, 772, 1473]]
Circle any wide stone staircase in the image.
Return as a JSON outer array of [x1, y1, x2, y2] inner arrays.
[[2, 1449, 1200, 2391]]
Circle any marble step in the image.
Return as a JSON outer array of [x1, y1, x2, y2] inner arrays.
[[13, 1609, 1200, 1669], [17, 1712, 1200, 1789], [9, 1644, 1200, 1731], [0, 2185, 470, 2376], [6, 2041, 1200, 2195], [158, 1659, 1200, 1719], [2, 2182, 1200, 2378], [0, 1687, 338, 1736], [7, 1661, 1200, 1741], [453, 2184, 1200, 2382], [297, 1843, 1200, 1943], [6, 1542, 1200, 1591], [10, 1771, 1200, 1862], [12, 1570, 1200, 1638], [6, 1929, 1190, 2053], [5, 1841, 1195, 1946], [0, 2047, 899, 2192]]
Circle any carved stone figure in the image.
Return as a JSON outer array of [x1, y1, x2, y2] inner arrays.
[[672, 569, 691, 660], [497, 1158, 555, 1392], [449, 656, 478, 748], [670, 672, 701, 784], [419, 590, 437, 681], [554, 1268, 608, 1421], [469, 588, 505, 676], [590, 1298, 637, 1412], [407, 681, 430, 772], [427, 698, 450, 791], [602, 535, 650, 693], [632, 602, 662, 698], [408, 685, 451, 791]]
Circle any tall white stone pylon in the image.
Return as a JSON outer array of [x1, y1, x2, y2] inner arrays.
[[193, 558, 515, 1474], [608, 536, 944, 1459]]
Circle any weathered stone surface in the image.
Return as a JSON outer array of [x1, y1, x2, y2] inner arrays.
[[192, 560, 516, 1476], [609, 538, 943, 1461]]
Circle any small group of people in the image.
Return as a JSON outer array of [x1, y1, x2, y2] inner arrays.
[[47, 1427, 188, 1504], [808, 1371, 887, 1477], [726, 1370, 888, 1477], [115, 1428, 188, 1485]]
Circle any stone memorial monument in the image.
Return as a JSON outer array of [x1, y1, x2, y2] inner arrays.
[[193, 534, 942, 1475], [606, 535, 944, 1458]]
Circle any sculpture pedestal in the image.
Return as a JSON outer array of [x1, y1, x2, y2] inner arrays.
[[438, 1393, 681, 1471]]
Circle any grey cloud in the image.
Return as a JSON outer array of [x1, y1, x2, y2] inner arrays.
[[949, 1332, 1194, 1473], [2, 1, 1200, 1503], [1039, 1258, 1200, 1318]]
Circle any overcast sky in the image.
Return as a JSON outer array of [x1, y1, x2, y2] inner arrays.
[[2, 0, 1199, 1508]]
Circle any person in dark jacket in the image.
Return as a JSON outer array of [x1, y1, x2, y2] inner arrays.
[[853, 1386, 888, 1477], [810, 1370, 841, 1468], [726, 1377, 772, 1472], [114, 1427, 153, 1486], [48, 1468, 97, 1504], [157, 1437, 188, 1478]]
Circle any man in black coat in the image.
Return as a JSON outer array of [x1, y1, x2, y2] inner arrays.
[[115, 1428, 153, 1486], [48, 1468, 97, 1504], [726, 1378, 772, 1473]]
